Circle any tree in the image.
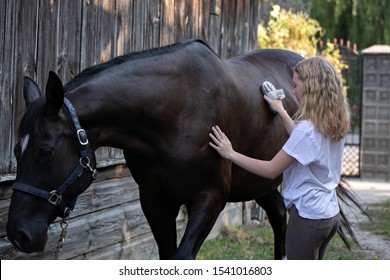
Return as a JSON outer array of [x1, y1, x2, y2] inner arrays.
[[306, 0, 390, 49], [261, 0, 390, 50]]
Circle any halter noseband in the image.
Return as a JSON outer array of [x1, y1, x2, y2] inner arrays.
[[12, 97, 97, 218]]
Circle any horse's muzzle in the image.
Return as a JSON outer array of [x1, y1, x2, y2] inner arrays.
[[6, 221, 48, 253]]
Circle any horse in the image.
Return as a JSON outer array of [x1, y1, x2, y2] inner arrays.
[[6, 39, 303, 259]]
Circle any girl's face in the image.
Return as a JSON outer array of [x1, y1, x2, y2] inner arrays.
[[292, 71, 304, 103]]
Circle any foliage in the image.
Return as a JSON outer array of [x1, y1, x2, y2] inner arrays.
[[263, 0, 390, 50], [258, 5, 321, 57], [257, 5, 348, 79], [308, 0, 390, 50]]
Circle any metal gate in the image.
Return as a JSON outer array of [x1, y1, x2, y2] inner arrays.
[[340, 46, 362, 177]]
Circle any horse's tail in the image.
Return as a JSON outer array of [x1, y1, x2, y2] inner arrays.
[[336, 178, 371, 250]]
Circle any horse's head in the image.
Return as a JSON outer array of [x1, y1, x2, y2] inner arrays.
[[6, 72, 97, 253]]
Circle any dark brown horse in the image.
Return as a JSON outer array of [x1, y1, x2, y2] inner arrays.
[[6, 39, 303, 259]]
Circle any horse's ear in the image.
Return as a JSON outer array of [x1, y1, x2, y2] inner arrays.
[[45, 71, 64, 115], [23, 76, 42, 107]]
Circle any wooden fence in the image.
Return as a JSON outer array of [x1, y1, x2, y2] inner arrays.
[[0, 0, 263, 259]]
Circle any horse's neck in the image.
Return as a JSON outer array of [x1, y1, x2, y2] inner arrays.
[[67, 73, 172, 151]]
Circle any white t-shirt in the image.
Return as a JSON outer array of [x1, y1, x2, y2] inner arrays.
[[282, 120, 344, 219]]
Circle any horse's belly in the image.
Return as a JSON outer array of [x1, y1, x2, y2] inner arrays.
[[228, 172, 282, 202]]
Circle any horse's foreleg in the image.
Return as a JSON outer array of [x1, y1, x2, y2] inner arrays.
[[174, 189, 226, 259], [139, 187, 181, 259], [256, 188, 287, 259]]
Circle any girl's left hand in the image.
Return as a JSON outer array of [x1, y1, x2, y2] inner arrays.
[[209, 126, 234, 160]]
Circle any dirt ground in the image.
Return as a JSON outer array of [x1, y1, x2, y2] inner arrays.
[[342, 178, 390, 260]]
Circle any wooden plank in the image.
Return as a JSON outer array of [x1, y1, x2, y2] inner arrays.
[[188, 0, 200, 39], [35, 0, 59, 87], [175, 0, 187, 41], [13, 0, 39, 155], [199, 0, 209, 41], [234, 0, 244, 53], [146, 0, 161, 49], [132, 0, 146, 51], [220, 0, 230, 59], [160, 0, 175, 46], [60, 201, 150, 259], [208, 0, 222, 55], [0, 197, 11, 236], [77, 231, 159, 259], [116, 0, 133, 55], [172, 0, 200, 41], [72, 177, 139, 216], [0, 198, 11, 236], [249, 0, 260, 51], [56, 0, 83, 82], [80, 208, 187, 260], [0, 0, 18, 175]]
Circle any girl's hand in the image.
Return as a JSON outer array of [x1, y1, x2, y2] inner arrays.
[[262, 83, 286, 115], [209, 126, 234, 160], [263, 95, 285, 114]]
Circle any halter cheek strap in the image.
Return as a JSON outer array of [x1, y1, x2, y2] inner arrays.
[[12, 97, 97, 218]]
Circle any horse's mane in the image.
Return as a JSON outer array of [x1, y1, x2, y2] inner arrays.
[[64, 39, 212, 92]]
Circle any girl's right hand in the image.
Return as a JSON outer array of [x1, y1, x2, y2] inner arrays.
[[263, 95, 285, 114]]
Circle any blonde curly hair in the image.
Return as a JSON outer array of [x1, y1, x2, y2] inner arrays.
[[293, 57, 350, 141]]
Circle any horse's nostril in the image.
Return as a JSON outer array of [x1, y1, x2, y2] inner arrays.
[[14, 230, 33, 252]]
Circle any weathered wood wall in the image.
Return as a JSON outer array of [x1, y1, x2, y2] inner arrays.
[[0, 0, 263, 259]]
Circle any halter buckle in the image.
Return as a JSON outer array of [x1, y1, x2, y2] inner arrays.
[[77, 129, 89, 145], [48, 190, 62, 206]]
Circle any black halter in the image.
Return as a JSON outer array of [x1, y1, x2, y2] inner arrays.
[[12, 97, 97, 218]]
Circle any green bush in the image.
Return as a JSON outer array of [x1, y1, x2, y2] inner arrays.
[[258, 5, 347, 80]]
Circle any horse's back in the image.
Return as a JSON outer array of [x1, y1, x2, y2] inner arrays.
[[94, 40, 303, 200]]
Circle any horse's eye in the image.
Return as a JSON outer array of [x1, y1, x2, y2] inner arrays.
[[40, 148, 54, 160]]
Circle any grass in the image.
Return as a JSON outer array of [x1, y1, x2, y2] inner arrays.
[[197, 200, 390, 260], [197, 223, 362, 260], [197, 225, 275, 260], [358, 200, 390, 240]]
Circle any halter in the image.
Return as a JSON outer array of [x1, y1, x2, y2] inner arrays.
[[12, 97, 97, 218]]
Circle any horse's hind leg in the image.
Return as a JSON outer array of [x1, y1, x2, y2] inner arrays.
[[256, 188, 287, 259]]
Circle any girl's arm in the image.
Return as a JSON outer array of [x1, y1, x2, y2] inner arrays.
[[209, 126, 295, 179]]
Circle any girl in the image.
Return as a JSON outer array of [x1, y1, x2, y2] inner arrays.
[[209, 57, 350, 260]]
